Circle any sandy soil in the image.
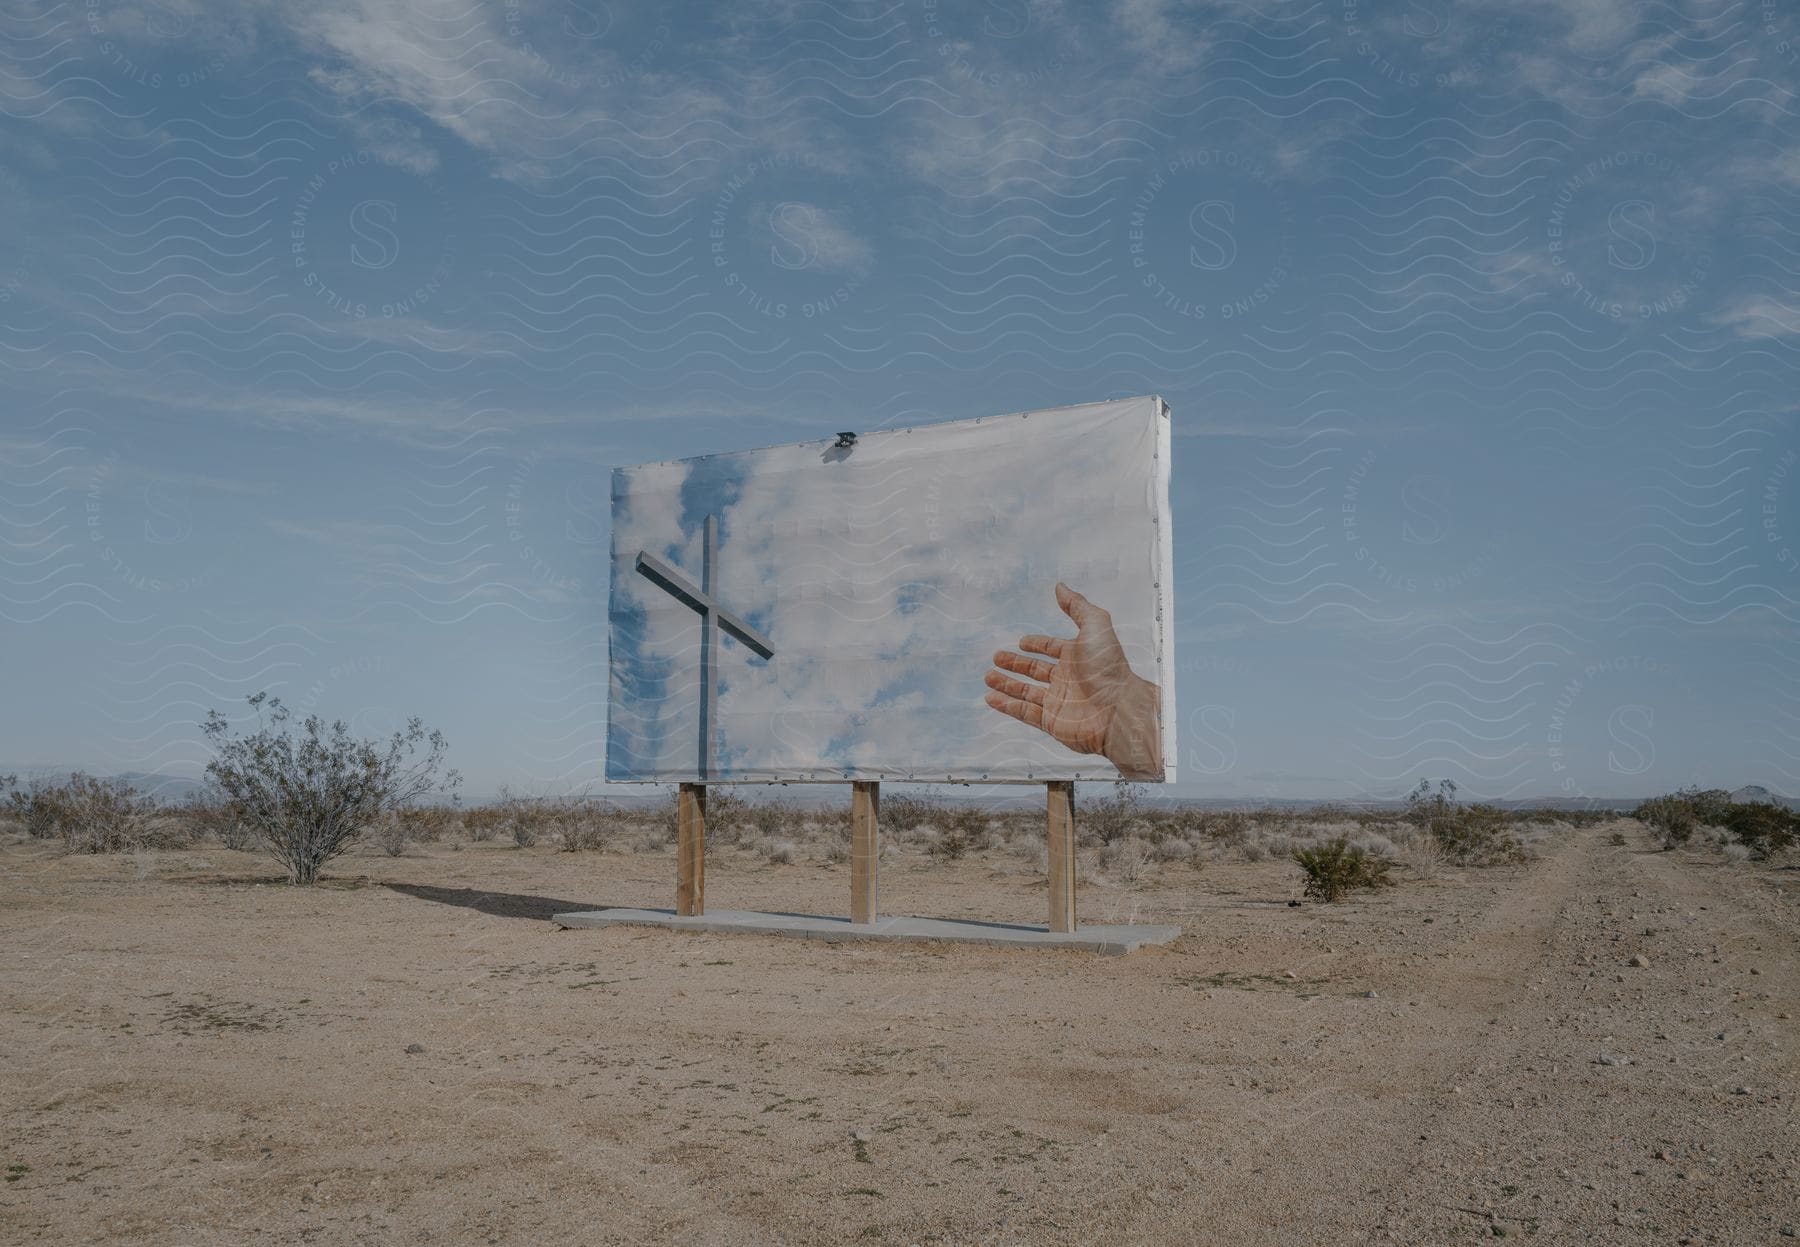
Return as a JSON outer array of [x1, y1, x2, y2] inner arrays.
[[1, 822, 1795, 1245]]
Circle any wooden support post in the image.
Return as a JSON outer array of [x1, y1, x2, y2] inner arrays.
[[677, 782, 706, 917], [850, 781, 879, 925], [1046, 780, 1076, 933]]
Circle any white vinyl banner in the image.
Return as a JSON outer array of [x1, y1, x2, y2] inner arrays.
[[606, 396, 1175, 782]]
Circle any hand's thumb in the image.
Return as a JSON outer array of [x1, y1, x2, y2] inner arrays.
[[1055, 581, 1092, 626]]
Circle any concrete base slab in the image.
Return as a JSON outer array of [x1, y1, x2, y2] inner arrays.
[[550, 907, 1180, 956]]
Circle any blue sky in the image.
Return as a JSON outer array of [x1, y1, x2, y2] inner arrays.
[[2, 0, 1797, 802]]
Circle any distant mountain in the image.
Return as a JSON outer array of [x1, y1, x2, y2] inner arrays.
[[1730, 785, 1797, 810], [115, 772, 209, 801], [0, 769, 207, 803]]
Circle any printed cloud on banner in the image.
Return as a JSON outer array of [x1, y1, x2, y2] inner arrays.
[[606, 396, 1175, 783]]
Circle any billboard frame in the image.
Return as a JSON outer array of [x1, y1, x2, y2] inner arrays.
[[605, 395, 1176, 785], [593, 396, 1180, 939]]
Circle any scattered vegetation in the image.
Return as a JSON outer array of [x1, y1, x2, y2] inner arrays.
[[1632, 787, 1729, 848], [1631, 786, 1795, 859], [1291, 836, 1394, 902], [0, 769, 1568, 877], [1403, 779, 1523, 866], [1099, 836, 1153, 883], [882, 787, 942, 834], [182, 791, 257, 850], [1719, 802, 1797, 858], [14, 746, 1792, 890], [0, 771, 182, 853], [3, 772, 67, 839], [928, 822, 970, 863], [1082, 782, 1143, 845]]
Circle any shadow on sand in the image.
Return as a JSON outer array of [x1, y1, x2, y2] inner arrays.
[[383, 881, 597, 921]]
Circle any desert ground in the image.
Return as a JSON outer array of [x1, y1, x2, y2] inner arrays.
[[1, 819, 1795, 1246]]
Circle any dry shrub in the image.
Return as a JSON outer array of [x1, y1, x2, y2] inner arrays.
[[1722, 802, 1798, 858], [203, 692, 459, 885], [1074, 848, 1099, 884], [651, 788, 682, 844], [922, 802, 993, 863], [929, 824, 969, 863], [883, 787, 945, 835], [556, 803, 627, 852], [478, 792, 633, 853], [1633, 787, 1731, 848], [493, 790, 541, 848], [558, 810, 597, 851], [182, 792, 259, 851], [398, 805, 459, 843], [996, 806, 1038, 841], [4, 773, 71, 839], [698, 788, 752, 845], [64, 777, 178, 853], [1292, 836, 1393, 903], [1404, 779, 1523, 866], [376, 811, 409, 856], [461, 805, 503, 842], [1205, 810, 1250, 847], [1152, 837, 1196, 866], [2, 773, 179, 854], [1392, 829, 1447, 879], [813, 804, 854, 839], [947, 804, 991, 848], [1350, 829, 1398, 858], [672, 788, 739, 847], [1081, 783, 1142, 846], [747, 795, 799, 840], [1440, 812, 1524, 865], [1627, 788, 1792, 856], [1100, 836, 1153, 883]]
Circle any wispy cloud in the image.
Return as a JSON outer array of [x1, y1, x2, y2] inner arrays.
[[1709, 294, 1800, 340], [343, 114, 441, 175], [752, 201, 873, 273], [1112, 0, 1213, 74]]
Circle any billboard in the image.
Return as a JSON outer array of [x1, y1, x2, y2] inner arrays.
[[606, 396, 1175, 783]]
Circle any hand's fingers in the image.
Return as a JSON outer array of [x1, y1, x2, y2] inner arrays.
[[993, 649, 1056, 683], [985, 669, 1046, 706], [985, 689, 1045, 730], [1055, 581, 1093, 627], [1016, 634, 1066, 660]]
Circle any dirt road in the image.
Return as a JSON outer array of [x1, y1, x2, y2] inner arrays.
[[1, 823, 1793, 1244]]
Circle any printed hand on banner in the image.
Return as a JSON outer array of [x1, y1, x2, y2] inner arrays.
[[984, 582, 1164, 781]]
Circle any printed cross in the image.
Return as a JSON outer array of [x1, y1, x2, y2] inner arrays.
[[635, 514, 774, 779]]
